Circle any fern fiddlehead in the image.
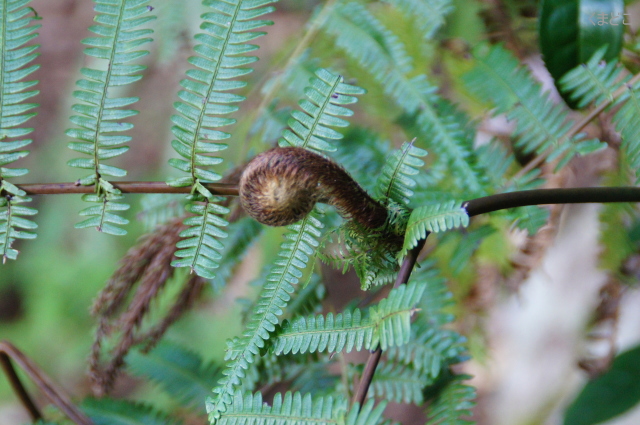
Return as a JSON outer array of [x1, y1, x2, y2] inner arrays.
[[239, 147, 388, 229]]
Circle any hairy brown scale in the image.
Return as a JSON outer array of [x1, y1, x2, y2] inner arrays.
[[239, 147, 388, 228]]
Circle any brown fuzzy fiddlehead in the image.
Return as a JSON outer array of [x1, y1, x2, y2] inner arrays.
[[239, 147, 389, 228]]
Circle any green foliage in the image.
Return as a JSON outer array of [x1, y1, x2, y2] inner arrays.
[[400, 200, 469, 258], [66, 0, 155, 234], [322, 1, 488, 196], [375, 141, 428, 207], [82, 398, 180, 425], [167, 0, 276, 192], [128, 341, 222, 410], [171, 199, 229, 278], [0, 0, 40, 260], [168, 0, 276, 279], [271, 281, 424, 354], [361, 360, 430, 404], [463, 44, 606, 170], [563, 344, 640, 425], [538, 0, 624, 106], [214, 392, 386, 425], [208, 211, 324, 420], [0, 193, 36, 262], [425, 375, 476, 425], [560, 47, 640, 183], [385, 327, 467, 379], [279, 68, 365, 152]]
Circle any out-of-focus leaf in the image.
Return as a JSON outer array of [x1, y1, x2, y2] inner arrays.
[[564, 344, 640, 425]]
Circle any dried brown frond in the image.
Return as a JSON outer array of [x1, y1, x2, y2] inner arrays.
[[89, 217, 208, 396]]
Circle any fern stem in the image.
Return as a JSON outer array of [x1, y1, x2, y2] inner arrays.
[[464, 187, 640, 217], [0, 344, 41, 422], [0, 341, 94, 425], [352, 238, 427, 409], [515, 71, 640, 178], [13, 181, 239, 196]]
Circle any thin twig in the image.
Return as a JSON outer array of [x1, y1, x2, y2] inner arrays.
[[0, 340, 94, 425], [351, 238, 427, 408], [514, 72, 640, 179]]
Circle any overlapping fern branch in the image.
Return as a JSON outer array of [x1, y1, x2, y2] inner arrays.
[[215, 392, 386, 425], [0, 0, 40, 261], [270, 281, 424, 355], [168, 0, 276, 278], [208, 68, 363, 422], [463, 44, 606, 171], [322, 1, 489, 197], [65, 0, 155, 235], [560, 48, 640, 183]]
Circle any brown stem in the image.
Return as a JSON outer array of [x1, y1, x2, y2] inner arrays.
[[0, 340, 94, 425], [351, 237, 428, 408], [12, 181, 239, 196]]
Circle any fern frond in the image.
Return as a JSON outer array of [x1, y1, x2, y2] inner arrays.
[[214, 392, 386, 425], [208, 211, 323, 421], [323, 3, 488, 195], [412, 261, 455, 326], [0, 193, 36, 262], [0, 0, 40, 261], [168, 0, 276, 278], [272, 281, 424, 355], [216, 391, 338, 425], [375, 140, 428, 207], [167, 0, 276, 192], [386, 328, 467, 378], [559, 47, 625, 109], [463, 44, 606, 170], [210, 217, 263, 292], [74, 192, 130, 235], [560, 49, 640, 183], [400, 200, 469, 258], [171, 199, 229, 279], [425, 375, 476, 425], [82, 398, 180, 425], [137, 194, 185, 231], [65, 0, 155, 235], [381, 0, 452, 39], [127, 341, 221, 410], [359, 361, 430, 404], [279, 68, 365, 153]]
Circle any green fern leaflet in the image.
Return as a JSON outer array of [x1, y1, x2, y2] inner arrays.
[[0, 0, 40, 261], [279, 68, 365, 153], [168, 0, 276, 278], [560, 48, 640, 183], [66, 0, 155, 235], [208, 212, 323, 422], [400, 200, 469, 258], [272, 281, 425, 355]]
